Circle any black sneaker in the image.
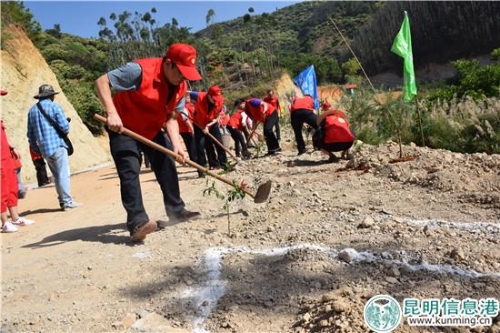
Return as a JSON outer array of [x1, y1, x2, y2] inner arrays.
[[328, 154, 340, 163], [242, 150, 252, 159], [266, 147, 281, 156], [169, 209, 201, 223]]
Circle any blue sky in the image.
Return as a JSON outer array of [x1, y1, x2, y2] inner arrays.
[[24, 1, 299, 38]]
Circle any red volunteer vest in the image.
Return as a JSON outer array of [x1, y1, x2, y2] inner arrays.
[[290, 96, 315, 112], [263, 96, 279, 109], [193, 92, 223, 128], [324, 115, 354, 143], [245, 99, 275, 123], [112, 58, 187, 139], [228, 110, 244, 130], [177, 102, 195, 134]]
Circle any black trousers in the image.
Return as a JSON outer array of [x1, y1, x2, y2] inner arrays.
[[227, 126, 247, 156], [274, 118, 281, 142], [194, 124, 227, 168], [263, 110, 281, 152], [108, 129, 185, 232], [316, 141, 354, 153], [180, 132, 197, 162], [207, 123, 227, 167], [291, 109, 318, 153], [33, 158, 49, 186]]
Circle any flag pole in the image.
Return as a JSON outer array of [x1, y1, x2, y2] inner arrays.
[[415, 96, 426, 146], [328, 17, 375, 91]]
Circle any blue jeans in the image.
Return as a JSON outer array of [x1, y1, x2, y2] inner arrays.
[[46, 147, 73, 206]]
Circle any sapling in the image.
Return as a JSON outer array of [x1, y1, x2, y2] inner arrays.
[[203, 179, 246, 237]]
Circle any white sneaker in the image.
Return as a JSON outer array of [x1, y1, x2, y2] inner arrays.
[[2, 222, 19, 233], [11, 217, 35, 226]]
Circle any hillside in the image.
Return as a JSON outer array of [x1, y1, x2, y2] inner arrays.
[[196, 1, 500, 85], [1, 25, 110, 184]]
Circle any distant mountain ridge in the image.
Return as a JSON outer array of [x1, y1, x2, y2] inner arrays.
[[196, 1, 500, 81]]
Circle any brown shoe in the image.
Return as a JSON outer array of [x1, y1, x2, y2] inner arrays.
[[130, 219, 157, 243]]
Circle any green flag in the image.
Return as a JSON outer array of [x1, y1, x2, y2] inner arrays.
[[391, 11, 417, 101]]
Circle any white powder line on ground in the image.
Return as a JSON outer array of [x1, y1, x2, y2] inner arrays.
[[404, 218, 500, 235], [180, 241, 500, 333]]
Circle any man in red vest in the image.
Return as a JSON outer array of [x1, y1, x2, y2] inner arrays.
[[95, 43, 202, 243], [290, 95, 318, 155], [263, 89, 281, 143], [190, 85, 228, 173], [243, 98, 281, 156], [227, 99, 252, 159], [313, 107, 355, 163]]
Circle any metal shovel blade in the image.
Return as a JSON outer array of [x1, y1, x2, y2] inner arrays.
[[253, 180, 272, 203]]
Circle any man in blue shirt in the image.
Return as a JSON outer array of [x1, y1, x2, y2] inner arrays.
[[27, 84, 82, 211]]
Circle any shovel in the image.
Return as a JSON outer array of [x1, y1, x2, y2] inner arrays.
[[94, 114, 271, 203]]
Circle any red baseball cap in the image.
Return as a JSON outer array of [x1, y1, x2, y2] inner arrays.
[[0, 90, 8, 96], [165, 43, 202, 81], [208, 85, 224, 107]]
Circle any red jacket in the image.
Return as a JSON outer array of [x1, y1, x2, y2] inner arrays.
[[290, 96, 315, 113], [245, 98, 275, 123], [1, 121, 11, 162], [112, 58, 187, 139], [193, 92, 224, 128], [324, 115, 354, 143]]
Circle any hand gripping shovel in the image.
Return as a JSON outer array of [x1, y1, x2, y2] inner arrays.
[[94, 114, 271, 203]]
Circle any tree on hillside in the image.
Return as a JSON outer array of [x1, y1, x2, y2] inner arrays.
[[206, 9, 215, 27], [0, 1, 42, 45]]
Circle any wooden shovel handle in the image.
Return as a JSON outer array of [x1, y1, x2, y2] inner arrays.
[[93, 114, 254, 198]]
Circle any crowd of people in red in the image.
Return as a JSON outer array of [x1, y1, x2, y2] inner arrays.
[[3, 43, 355, 242]]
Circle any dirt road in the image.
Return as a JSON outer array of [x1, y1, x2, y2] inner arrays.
[[2, 140, 499, 333]]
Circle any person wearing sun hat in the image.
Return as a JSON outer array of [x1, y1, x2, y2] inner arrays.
[[312, 104, 355, 163], [27, 84, 82, 211], [190, 85, 228, 174], [94, 43, 202, 243]]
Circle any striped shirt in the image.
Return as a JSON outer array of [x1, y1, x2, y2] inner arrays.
[[27, 99, 70, 158]]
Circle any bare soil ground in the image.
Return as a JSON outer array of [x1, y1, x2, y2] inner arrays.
[[1, 135, 500, 333]]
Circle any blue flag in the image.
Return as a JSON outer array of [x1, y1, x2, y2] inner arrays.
[[293, 65, 319, 109]]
